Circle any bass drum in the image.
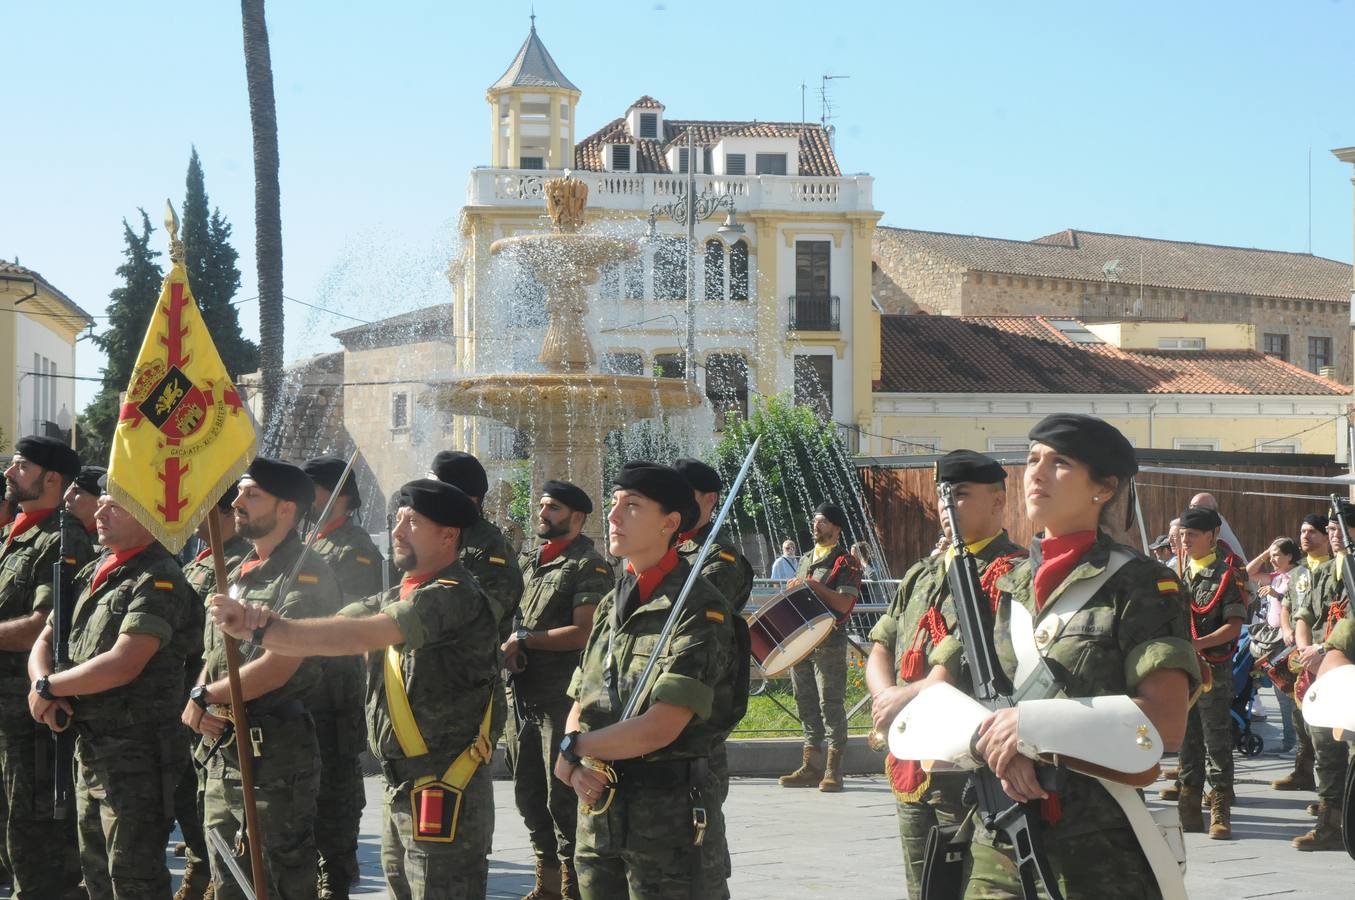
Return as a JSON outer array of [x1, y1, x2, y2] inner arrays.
[[747, 585, 837, 678]]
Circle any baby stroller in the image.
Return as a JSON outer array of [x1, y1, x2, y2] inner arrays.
[[1230, 627, 1265, 757]]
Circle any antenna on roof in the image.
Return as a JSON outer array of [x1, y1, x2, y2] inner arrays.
[[819, 73, 849, 147], [1103, 259, 1123, 280]]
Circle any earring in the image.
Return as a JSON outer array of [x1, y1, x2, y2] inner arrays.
[[1092, 496, 1100, 503]]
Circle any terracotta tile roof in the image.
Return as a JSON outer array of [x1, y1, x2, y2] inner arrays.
[[574, 116, 841, 176], [628, 95, 664, 109], [875, 226, 1351, 303], [0, 260, 94, 323], [877, 315, 1349, 396]]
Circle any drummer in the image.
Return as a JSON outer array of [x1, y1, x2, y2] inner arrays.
[[777, 503, 861, 793], [865, 449, 1024, 897]]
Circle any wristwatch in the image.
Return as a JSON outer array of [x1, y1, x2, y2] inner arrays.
[[189, 684, 211, 710], [515, 628, 531, 648], [34, 676, 55, 701], [559, 731, 582, 766], [252, 613, 275, 648]]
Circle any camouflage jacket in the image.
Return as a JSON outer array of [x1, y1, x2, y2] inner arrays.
[[977, 532, 1199, 842], [181, 534, 251, 690], [515, 533, 613, 700], [1283, 556, 1334, 617], [310, 517, 384, 602], [461, 517, 524, 641], [677, 521, 754, 614], [568, 556, 737, 762], [1326, 616, 1354, 656], [67, 542, 198, 732], [340, 558, 498, 776], [0, 509, 95, 692], [869, 531, 1024, 690], [1184, 550, 1247, 663], [1291, 556, 1350, 639], [794, 543, 861, 625]]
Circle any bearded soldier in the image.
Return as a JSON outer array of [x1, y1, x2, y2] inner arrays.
[[1271, 512, 1331, 794]]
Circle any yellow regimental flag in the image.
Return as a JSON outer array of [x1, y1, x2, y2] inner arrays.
[[107, 204, 257, 552]]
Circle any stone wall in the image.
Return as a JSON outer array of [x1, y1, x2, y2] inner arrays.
[[869, 248, 966, 314]]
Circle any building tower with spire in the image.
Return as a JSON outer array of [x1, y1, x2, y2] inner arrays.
[[486, 18, 579, 170]]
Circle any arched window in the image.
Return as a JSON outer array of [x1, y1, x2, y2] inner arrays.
[[704, 240, 726, 301], [653, 238, 686, 301], [705, 352, 749, 426], [729, 240, 749, 302]]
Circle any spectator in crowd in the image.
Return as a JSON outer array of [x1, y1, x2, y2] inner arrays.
[[850, 541, 876, 579], [1149, 534, 1173, 563], [1191, 492, 1247, 563], [770, 539, 799, 582], [1248, 537, 1302, 752], [1166, 517, 1182, 570]]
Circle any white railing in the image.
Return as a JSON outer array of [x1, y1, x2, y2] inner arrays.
[[467, 168, 874, 213]]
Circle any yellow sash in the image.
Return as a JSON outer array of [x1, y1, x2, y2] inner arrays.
[[383, 645, 493, 842]]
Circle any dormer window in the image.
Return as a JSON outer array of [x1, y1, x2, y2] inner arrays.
[[610, 144, 632, 171], [677, 147, 690, 173], [639, 113, 658, 139]]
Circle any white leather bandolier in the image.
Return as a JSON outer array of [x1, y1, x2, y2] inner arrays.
[[1302, 664, 1355, 734], [887, 547, 1188, 900]]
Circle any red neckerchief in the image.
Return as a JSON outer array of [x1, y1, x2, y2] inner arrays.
[[315, 515, 346, 542], [238, 559, 265, 578], [626, 547, 680, 604], [677, 526, 701, 545], [5, 507, 56, 546], [538, 538, 571, 566], [195, 547, 212, 563], [1033, 531, 1098, 610], [89, 543, 152, 594], [400, 573, 435, 600], [84, 523, 97, 537]]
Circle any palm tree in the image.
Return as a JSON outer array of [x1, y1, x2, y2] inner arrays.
[[241, 0, 283, 434]]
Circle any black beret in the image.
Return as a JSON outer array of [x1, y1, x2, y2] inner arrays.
[[1028, 414, 1137, 479], [1303, 513, 1330, 531], [215, 483, 239, 512], [73, 466, 106, 496], [1179, 506, 1222, 531], [302, 456, 361, 508], [430, 451, 488, 498], [1332, 501, 1355, 525], [935, 449, 1006, 486], [673, 458, 722, 494], [1148, 534, 1171, 551], [613, 462, 698, 533], [397, 478, 478, 528], [542, 479, 592, 514], [241, 457, 315, 509], [814, 502, 849, 530], [15, 436, 81, 480]]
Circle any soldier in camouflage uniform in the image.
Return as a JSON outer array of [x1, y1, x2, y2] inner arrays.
[[63, 465, 106, 539], [176, 487, 250, 900], [556, 462, 739, 899], [1271, 513, 1331, 793], [778, 501, 861, 793], [210, 478, 499, 900], [430, 451, 525, 747], [302, 456, 384, 898], [1174, 505, 1247, 839], [0, 436, 94, 898], [956, 415, 1199, 898], [182, 458, 340, 900], [28, 487, 198, 898], [1290, 505, 1354, 851], [503, 479, 611, 900], [865, 449, 1023, 898]]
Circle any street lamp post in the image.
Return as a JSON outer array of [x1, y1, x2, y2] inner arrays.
[[648, 129, 744, 383]]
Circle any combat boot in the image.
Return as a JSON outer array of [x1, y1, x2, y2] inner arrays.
[[560, 860, 580, 900], [1293, 802, 1345, 851], [1306, 802, 1320, 816], [174, 858, 212, 900], [1178, 785, 1205, 833], [819, 746, 845, 792], [523, 858, 562, 900], [1159, 781, 1182, 801], [1208, 788, 1233, 840], [1272, 742, 1316, 791], [778, 746, 825, 788], [1162, 766, 1180, 780], [317, 853, 354, 900]]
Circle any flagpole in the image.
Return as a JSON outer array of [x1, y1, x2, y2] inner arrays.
[[208, 507, 269, 900]]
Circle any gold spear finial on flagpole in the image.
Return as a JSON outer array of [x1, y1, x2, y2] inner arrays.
[[164, 199, 185, 265]]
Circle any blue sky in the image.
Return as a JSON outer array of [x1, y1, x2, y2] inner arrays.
[[4, 1, 1353, 409]]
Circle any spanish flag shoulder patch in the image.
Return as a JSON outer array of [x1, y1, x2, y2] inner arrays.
[[355, 555, 373, 565], [718, 550, 736, 563], [437, 578, 459, 586], [705, 609, 726, 623], [595, 565, 609, 575], [153, 580, 175, 591], [64, 557, 77, 566], [489, 556, 507, 565], [1156, 579, 1178, 595], [298, 573, 319, 585]]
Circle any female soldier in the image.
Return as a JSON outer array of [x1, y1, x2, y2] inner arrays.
[[962, 413, 1199, 898]]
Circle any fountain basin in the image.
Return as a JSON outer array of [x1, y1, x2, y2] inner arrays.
[[490, 233, 638, 283], [427, 372, 702, 427]]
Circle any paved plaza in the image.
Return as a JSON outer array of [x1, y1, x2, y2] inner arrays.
[[160, 688, 1352, 899]]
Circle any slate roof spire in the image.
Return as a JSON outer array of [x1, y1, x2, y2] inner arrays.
[[489, 18, 579, 92]]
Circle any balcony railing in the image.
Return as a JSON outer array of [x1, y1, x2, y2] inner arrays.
[[468, 168, 875, 214], [788, 294, 840, 332]]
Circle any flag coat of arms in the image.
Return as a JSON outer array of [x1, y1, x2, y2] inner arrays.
[[108, 204, 256, 551]]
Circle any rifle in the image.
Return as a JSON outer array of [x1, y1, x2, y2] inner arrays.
[[1328, 494, 1355, 604], [927, 481, 1064, 900], [49, 509, 75, 820]]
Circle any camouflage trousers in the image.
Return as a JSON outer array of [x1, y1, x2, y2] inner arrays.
[[896, 773, 967, 900], [962, 825, 1160, 899], [380, 765, 493, 900], [790, 626, 849, 750], [313, 708, 367, 883], [504, 688, 578, 866], [575, 772, 729, 900], [174, 739, 209, 878], [1179, 660, 1235, 792], [0, 712, 81, 899], [1312, 725, 1351, 805], [76, 726, 184, 899]]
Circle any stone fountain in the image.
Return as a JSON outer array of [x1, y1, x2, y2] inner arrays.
[[426, 174, 703, 535]]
